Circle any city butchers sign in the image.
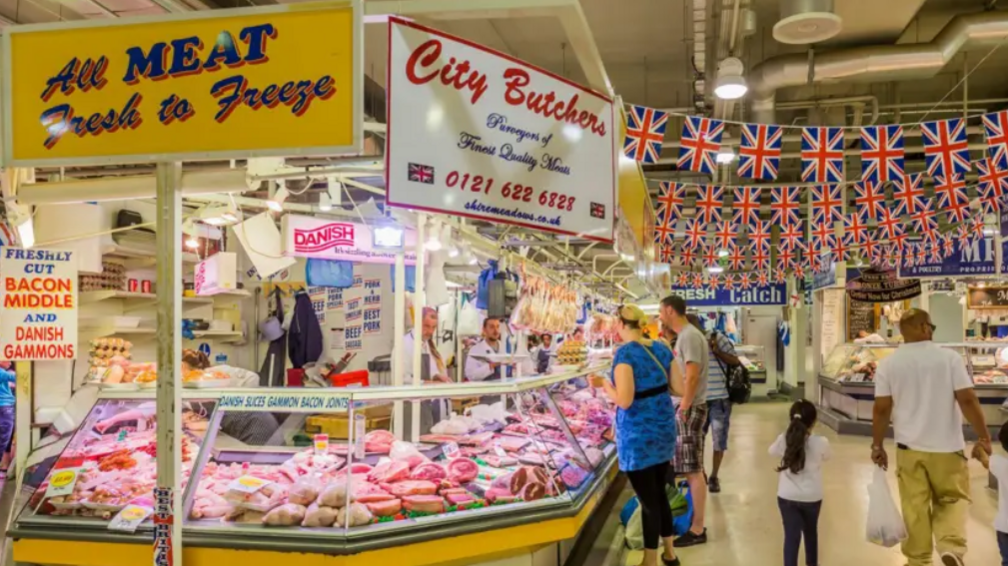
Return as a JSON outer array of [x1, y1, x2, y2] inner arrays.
[[846, 267, 921, 303]]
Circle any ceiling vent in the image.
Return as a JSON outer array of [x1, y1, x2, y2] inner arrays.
[[773, 0, 842, 45]]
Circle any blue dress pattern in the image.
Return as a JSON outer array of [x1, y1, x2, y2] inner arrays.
[[610, 341, 677, 472]]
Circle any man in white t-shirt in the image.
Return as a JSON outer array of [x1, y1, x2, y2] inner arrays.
[[871, 309, 992, 566]]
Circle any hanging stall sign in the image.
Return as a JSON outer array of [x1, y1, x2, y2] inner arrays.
[[2, 2, 362, 166], [811, 259, 838, 290], [386, 17, 616, 242], [846, 267, 921, 303], [899, 236, 995, 278], [668, 284, 787, 306], [966, 285, 1008, 309], [282, 215, 418, 265], [0, 248, 77, 360]]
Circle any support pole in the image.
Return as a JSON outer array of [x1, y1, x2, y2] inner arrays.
[[154, 162, 183, 566], [13, 361, 30, 479], [411, 215, 427, 442], [392, 248, 405, 439]]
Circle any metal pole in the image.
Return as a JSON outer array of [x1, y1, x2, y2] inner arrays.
[[154, 162, 183, 566], [13, 361, 30, 478], [411, 215, 427, 442], [392, 248, 405, 439]]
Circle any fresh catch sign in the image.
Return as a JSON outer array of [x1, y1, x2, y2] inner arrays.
[[385, 17, 616, 242], [669, 284, 786, 306], [2, 2, 362, 165], [0, 248, 78, 360]]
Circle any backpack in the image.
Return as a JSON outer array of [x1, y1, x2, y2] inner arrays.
[[711, 333, 751, 405]]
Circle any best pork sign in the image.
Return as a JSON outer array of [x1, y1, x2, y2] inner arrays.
[[0, 248, 78, 360], [386, 18, 616, 242]]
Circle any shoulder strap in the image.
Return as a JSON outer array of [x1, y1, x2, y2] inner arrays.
[[636, 341, 670, 381]]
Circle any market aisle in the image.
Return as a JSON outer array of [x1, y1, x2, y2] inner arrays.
[[620, 403, 1001, 566]]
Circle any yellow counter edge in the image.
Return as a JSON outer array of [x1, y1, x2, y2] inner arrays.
[[15, 467, 618, 566]]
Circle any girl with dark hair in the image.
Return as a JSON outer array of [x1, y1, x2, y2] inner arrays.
[[770, 400, 830, 566]]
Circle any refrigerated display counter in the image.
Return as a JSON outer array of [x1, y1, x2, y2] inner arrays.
[[11, 365, 619, 566], [818, 342, 1008, 435]]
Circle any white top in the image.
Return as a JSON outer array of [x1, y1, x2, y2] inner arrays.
[[874, 341, 974, 453], [465, 339, 502, 381], [402, 331, 442, 383], [990, 454, 1008, 533], [769, 433, 831, 502]]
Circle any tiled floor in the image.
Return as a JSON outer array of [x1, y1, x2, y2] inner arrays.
[[621, 402, 1002, 566]]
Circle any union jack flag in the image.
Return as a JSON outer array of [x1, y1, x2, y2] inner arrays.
[[978, 157, 1008, 215], [732, 187, 762, 228], [801, 127, 845, 183], [691, 271, 705, 288], [863, 232, 883, 265], [793, 263, 806, 280], [969, 215, 986, 239], [774, 268, 788, 283], [727, 244, 746, 271], [831, 238, 851, 262], [739, 272, 753, 289], [914, 242, 929, 266], [921, 118, 971, 179], [942, 233, 956, 257], [934, 174, 970, 224], [678, 246, 697, 266], [770, 186, 802, 227], [877, 207, 904, 241], [853, 180, 886, 222], [902, 244, 918, 268], [676, 271, 691, 287], [682, 219, 706, 250], [707, 273, 721, 290], [779, 222, 805, 252], [624, 105, 668, 164], [982, 110, 1008, 171], [753, 247, 770, 271], [909, 198, 938, 236], [714, 221, 737, 250], [810, 219, 834, 252], [748, 220, 771, 252], [777, 248, 795, 271], [811, 184, 844, 225], [656, 182, 686, 222], [757, 270, 770, 286], [840, 228, 859, 254], [677, 116, 724, 174], [721, 273, 736, 290], [843, 211, 870, 244], [738, 123, 783, 181], [810, 253, 825, 273], [929, 241, 944, 264], [658, 244, 675, 264], [695, 185, 724, 224], [702, 244, 720, 268], [654, 213, 677, 246], [892, 172, 926, 217], [408, 163, 435, 184], [883, 245, 899, 269], [860, 125, 904, 183]]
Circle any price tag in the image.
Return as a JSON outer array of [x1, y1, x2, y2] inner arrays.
[[45, 467, 82, 498], [108, 504, 152, 533], [313, 434, 329, 455], [227, 475, 273, 494], [493, 441, 507, 458], [353, 415, 366, 459], [441, 441, 460, 459]]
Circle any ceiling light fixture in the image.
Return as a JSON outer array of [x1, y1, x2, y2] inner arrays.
[[318, 192, 332, 212], [707, 266, 724, 274], [716, 146, 736, 164], [715, 57, 748, 100], [267, 186, 289, 212]]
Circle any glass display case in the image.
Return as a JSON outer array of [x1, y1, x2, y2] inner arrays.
[[12, 367, 617, 554]]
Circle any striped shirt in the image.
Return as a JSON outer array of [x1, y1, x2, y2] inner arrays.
[[707, 331, 736, 401]]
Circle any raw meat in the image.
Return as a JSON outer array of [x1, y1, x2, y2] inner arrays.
[[444, 492, 474, 505], [317, 480, 350, 508], [559, 464, 589, 489], [390, 440, 428, 469], [226, 508, 266, 523], [262, 503, 306, 526], [503, 423, 530, 435], [190, 492, 232, 520], [496, 436, 530, 452], [365, 498, 402, 517], [446, 458, 479, 484], [351, 482, 395, 503], [225, 483, 289, 513], [368, 460, 411, 484], [456, 499, 485, 510], [345, 463, 373, 474], [384, 480, 438, 497], [520, 482, 546, 502], [302, 503, 337, 527], [509, 468, 530, 494], [459, 432, 494, 446], [410, 462, 447, 482], [288, 477, 321, 506], [364, 430, 395, 453], [483, 455, 518, 468], [484, 487, 518, 504], [490, 472, 513, 490], [402, 495, 444, 514], [519, 453, 546, 466], [419, 434, 462, 444], [336, 502, 373, 527], [439, 487, 469, 496]]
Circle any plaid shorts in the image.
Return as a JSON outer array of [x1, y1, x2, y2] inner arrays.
[[674, 402, 709, 474]]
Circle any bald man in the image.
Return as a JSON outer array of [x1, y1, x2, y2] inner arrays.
[[871, 308, 991, 566]]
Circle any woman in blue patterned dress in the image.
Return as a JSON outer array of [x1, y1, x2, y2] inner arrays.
[[591, 304, 679, 566]]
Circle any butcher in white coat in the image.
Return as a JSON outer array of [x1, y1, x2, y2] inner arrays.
[[465, 318, 510, 381], [403, 308, 450, 383]]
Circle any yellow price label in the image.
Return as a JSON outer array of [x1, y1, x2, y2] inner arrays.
[[238, 476, 266, 488], [119, 506, 146, 521], [50, 470, 77, 488]]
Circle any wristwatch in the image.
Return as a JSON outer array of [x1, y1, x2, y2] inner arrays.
[[871, 444, 883, 451]]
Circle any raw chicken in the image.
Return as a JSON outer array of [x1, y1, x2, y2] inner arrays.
[[318, 480, 351, 508], [368, 460, 411, 483], [383, 480, 438, 497], [262, 503, 306, 526], [365, 498, 402, 517], [189, 491, 232, 520], [402, 495, 444, 514], [389, 441, 428, 469], [288, 477, 321, 506], [225, 508, 266, 523], [225, 483, 289, 512], [446, 458, 479, 484], [301, 503, 337, 527], [335, 502, 373, 527], [409, 462, 447, 482]]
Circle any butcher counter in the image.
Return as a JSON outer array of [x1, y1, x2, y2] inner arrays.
[[9, 364, 621, 566]]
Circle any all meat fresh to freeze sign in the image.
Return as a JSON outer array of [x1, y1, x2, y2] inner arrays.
[[0, 248, 77, 360], [385, 17, 616, 242]]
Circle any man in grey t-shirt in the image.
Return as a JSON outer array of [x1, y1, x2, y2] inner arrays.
[[659, 296, 710, 547]]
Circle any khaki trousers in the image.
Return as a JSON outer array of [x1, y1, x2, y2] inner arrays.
[[896, 448, 970, 566]]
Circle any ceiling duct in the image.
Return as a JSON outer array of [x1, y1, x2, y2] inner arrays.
[[774, 0, 842, 45], [751, 10, 1008, 123]]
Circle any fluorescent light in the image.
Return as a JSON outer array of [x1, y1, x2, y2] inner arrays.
[[468, 255, 478, 265], [717, 249, 729, 257], [983, 228, 995, 236], [715, 57, 748, 100], [449, 247, 460, 258], [373, 225, 405, 249], [707, 266, 724, 274], [424, 237, 442, 251], [319, 192, 332, 212], [185, 237, 199, 250], [716, 148, 735, 164]]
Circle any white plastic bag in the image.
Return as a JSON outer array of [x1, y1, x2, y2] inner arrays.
[[458, 297, 481, 336], [866, 467, 908, 547]]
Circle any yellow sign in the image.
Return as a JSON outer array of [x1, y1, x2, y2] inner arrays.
[[2, 1, 362, 166], [118, 506, 147, 521], [50, 469, 77, 488]]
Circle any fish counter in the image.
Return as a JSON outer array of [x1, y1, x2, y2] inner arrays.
[[11, 365, 620, 566]]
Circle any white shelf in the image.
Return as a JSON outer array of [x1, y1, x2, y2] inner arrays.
[[102, 243, 155, 259], [80, 290, 156, 304], [182, 297, 214, 306], [190, 330, 241, 338], [89, 326, 157, 339], [195, 289, 251, 299]]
